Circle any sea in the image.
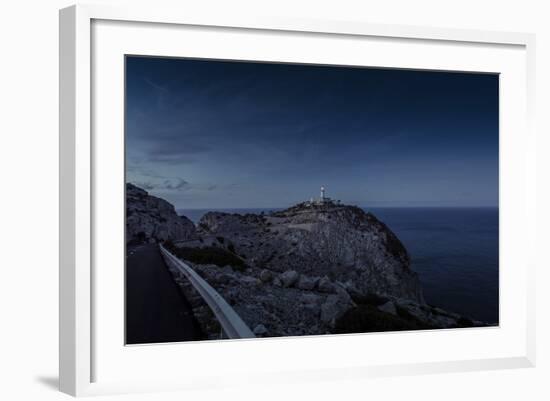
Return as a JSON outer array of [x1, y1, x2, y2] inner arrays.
[[178, 207, 499, 324]]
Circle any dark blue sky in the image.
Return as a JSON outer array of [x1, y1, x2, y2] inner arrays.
[[126, 56, 499, 209]]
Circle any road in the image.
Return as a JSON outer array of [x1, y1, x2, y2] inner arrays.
[[126, 243, 203, 344]]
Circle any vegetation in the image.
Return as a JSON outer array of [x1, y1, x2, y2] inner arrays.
[[351, 293, 389, 307], [163, 241, 246, 271], [334, 293, 435, 334], [334, 304, 433, 334], [456, 316, 475, 328]]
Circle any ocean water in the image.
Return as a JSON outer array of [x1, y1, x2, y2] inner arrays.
[[178, 207, 499, 324], [369, 208, 499, 324]]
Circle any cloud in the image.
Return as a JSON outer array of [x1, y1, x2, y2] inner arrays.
[[143, 78, 169, 93], [134, 177, 189, 192], [163, 178, 189, 190], [129, 166, 190, 192], [148, 139, 211, 160], [146, 153, 199, 165], [136, 181, 155, 191]]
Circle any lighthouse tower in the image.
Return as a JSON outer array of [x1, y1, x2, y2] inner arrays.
[[320, 186, 326, 203]]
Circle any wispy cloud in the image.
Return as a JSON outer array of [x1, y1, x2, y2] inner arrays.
[[143, 77, 169, 93], [134, 177, 189, 192]]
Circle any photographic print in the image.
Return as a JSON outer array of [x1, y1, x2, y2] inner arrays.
[[125, 56, 499, 345]]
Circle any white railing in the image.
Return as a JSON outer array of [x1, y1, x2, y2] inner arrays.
[[159, 244, 255, 339]]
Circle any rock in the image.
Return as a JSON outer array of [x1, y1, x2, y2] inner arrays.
[[378, 301, 397, 316], [334, 285, 352, 304], [272, 277, 283, 287], [126, 183, 196, 243], [300, 293, 321, 305], [392, 299, 466, 328], [253, 324, 268, 336], [280, 270, 299, 287], [317, 276, 335, 293], [296, 275, 319, 290], [240, 276, 261, 286], [320, 294, 353, 327], [217, 273, 237, 286], [320, 295, 339, 325], [259, 269, 272, 283]]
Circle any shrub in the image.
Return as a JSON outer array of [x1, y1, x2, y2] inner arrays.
[[352, 293, 389, 307], [456, 316, 474, 328], [172, 246, 246, 271], [395, 305, 417, 320], [334, 305, 431, 334]]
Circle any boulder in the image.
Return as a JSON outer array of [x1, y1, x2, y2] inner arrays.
[[253, 324, 268, 336], [320, 293, 353, 327], [259, 269, 272, 283], [280, 270, 299, 287], [296, 275, 319, 290], [217, 273, 237, 286], [377, 301, 397, 316], [334, 285, 352, 304], [240, 276, 261, 286], [300, 293, 321, 305], [317, 276, 335, 293]]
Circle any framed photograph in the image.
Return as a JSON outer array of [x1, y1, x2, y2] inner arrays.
[[59, 4, 536, 396]]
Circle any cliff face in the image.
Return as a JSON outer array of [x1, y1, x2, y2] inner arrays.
[[126, 183, 196, 243], [198, 202, 424, 304]]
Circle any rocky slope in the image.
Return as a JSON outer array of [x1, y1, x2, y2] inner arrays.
[[164, 246, 485, 338], [126, 185, 485, 337], [197, 201, 424, 303], [165, 201, 435, 337], [126, 183, 196, 244]]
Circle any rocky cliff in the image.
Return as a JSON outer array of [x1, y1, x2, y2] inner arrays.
[[126, 183, 196, 243], [127, 186, 485, 337], [198, 202, 424, 303]]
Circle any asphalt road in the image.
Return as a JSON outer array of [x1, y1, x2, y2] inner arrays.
[[126, 243, 203, 344]]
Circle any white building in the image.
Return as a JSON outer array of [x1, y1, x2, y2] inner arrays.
[[304, 186, 341, 207]]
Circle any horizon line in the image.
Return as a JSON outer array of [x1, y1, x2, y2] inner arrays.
[[176, 205, 499, 211]]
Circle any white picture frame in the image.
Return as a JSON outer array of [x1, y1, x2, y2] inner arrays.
[[59, 4, 536, 397]]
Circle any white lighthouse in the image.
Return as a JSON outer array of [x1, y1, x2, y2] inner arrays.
[[305, 186, 333, 206]]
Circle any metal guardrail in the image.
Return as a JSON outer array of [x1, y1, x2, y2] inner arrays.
[[159, 244, 255, 339]]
